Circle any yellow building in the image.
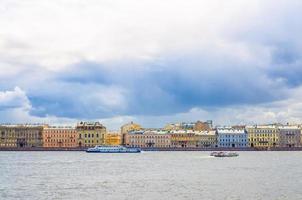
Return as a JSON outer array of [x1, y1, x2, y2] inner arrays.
[[246, 125, 280, 148], [0, 125, 44, 148], [195, 130, 217, 148], [105, 132, 122, 146], [76, 122, 107, 147], [170, 130, 197, 148]]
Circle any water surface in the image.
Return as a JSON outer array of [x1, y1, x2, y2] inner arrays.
[[1, 151, 302, 200]]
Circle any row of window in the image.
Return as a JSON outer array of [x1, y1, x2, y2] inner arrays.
[[220, 139, 247, 142], [250, 130, 278, 133], [251, 143, 277, 146], [219, 143, 247, 147], [44, 144, 77, 147], [0, 143, 17, 147], [44, 130, 76, 134], [219, 135, 247, 138], [129, 144, 171, 148], [44, 139, 76, 143], [83, 140, 100, 143], [0, 134, 41, 138], [129, 140, 170, 143], [249, 134, 278, 137], [44, 135, 77, 138], [79, 133, 102, 138], [249, 138, 278, 142], [129, 135, 170, 139], [280, 131, 300, 134]]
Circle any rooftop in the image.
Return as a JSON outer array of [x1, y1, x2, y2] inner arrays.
[[217, 128, 246, 134]]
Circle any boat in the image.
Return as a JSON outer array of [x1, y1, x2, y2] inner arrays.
[[86, 145, 141, 153], [210, 151, 239, 157]]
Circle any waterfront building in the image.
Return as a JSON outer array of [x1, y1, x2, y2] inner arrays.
[[246, 125, 280, 148], [170, 130, 197, 148], [279, 126, 301, 147], [43, 126, 78, 148], [0, 124, 44, 148], [120, 121, 143, 145], [125, 130, 171, 148], [105, 132, 122, 146], [76, 122, 106, 147], [217, 128, 248, 148], [195, 130, 217, 148]]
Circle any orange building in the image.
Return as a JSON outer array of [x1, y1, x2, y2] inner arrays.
[[43, 127, 78, 148], [105, 132, 122, 146]]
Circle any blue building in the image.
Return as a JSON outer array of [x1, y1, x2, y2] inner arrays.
[[217, 128, 248, 148]]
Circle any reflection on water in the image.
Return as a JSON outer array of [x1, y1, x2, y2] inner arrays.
[[1, 151, 302, 200]]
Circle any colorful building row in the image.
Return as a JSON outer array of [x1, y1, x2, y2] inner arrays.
[[122, 124, 302, 149], [0, 122, 121, 148], [1, 122, 302, 149]]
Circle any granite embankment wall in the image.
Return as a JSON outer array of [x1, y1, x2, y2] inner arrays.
[[1, 147, 302, 151]]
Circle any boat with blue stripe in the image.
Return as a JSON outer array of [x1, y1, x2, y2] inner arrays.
[[86, 145, 141, 153]]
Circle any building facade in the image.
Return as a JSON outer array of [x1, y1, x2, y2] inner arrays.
[[125, 130, 171, 148], [105, 132, 122, 146], [279, 126, 301, 147], [76, 122, 107, 147], [43, 127, 78, 148], [246, 125, 279, 148], [217, 128, 248, 148], [195, 130, 217, 148], [0, 125, 43, 148], [170, 130, 197, 148], [120, 121, 142, 145]]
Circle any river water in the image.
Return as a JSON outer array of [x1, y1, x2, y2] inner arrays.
[[1, 151, 302, 200]]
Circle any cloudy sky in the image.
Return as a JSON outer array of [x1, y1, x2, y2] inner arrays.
[[0, 0, 302, 129]]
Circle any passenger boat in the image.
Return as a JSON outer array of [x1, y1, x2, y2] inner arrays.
[[210, 152, 239, 157], [86, 145, 141, 153]]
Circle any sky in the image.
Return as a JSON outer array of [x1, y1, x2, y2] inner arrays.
[[0, 0, 302, 129]]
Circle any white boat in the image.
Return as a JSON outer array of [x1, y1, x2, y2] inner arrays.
[[210, 152, 239, 157], [86, 145, 141, 153]]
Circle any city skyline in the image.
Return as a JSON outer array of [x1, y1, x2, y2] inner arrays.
[[1, 0, 302, 129]]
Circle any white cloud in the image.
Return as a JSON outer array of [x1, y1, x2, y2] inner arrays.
[[0, 0, 284, 71], [1, 86, 302, 130], [0, 0, 302, 128], [0, 87, 78, 125], [0, 87, 31, 110]]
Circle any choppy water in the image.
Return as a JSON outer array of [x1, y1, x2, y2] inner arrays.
[[1, 151, 302, 200]]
